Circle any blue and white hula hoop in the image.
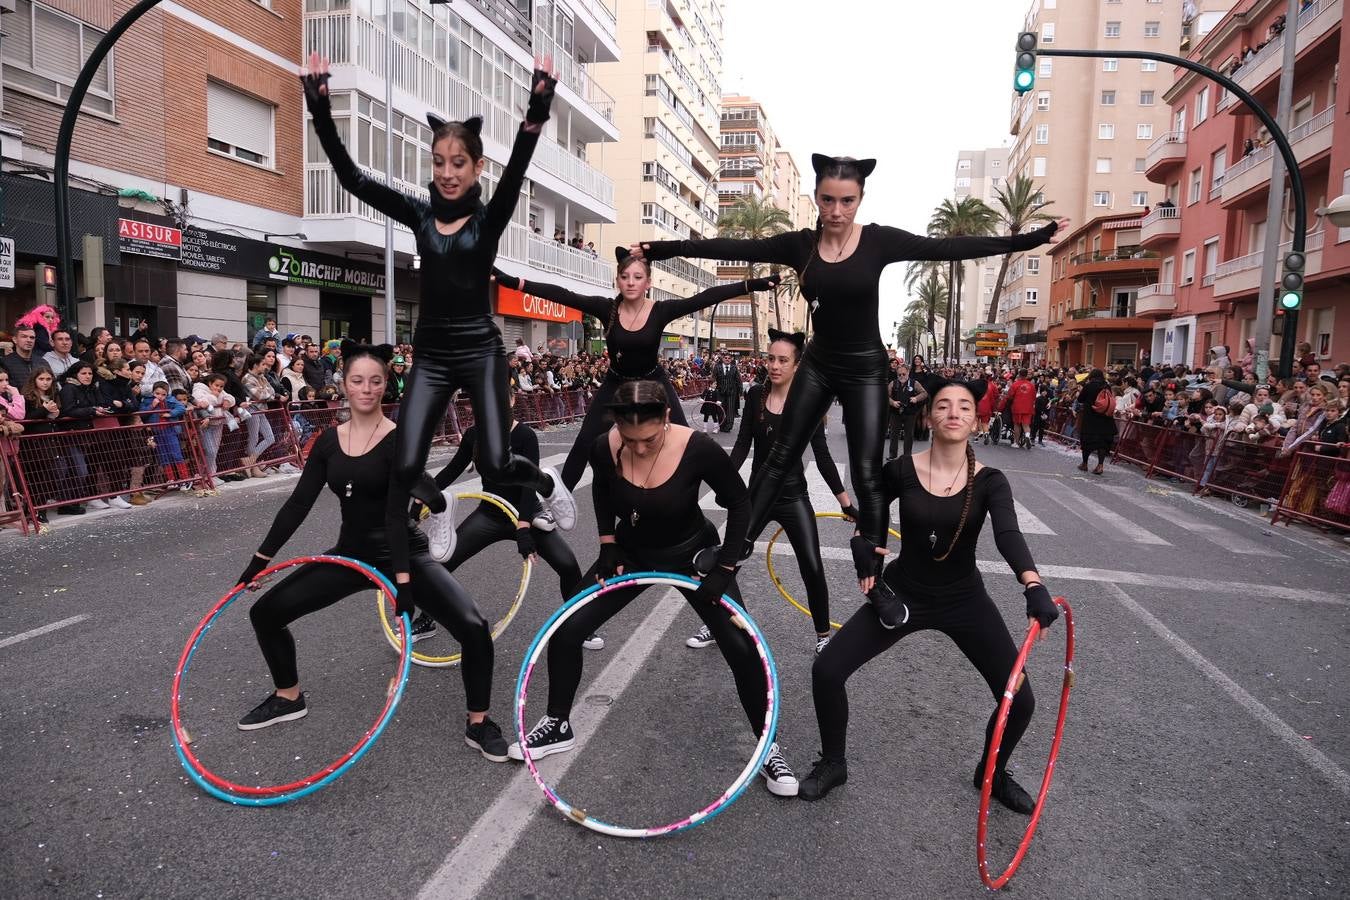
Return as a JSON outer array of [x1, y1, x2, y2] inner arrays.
[[171, 554, 411, 806], [514, 571, 780, 838]]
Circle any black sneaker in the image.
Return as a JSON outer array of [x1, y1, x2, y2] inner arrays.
[[760, 742, 799, 797], [685, 624, 714, 648], [507, 715, 575, 761], [814, 632, 833, 655], [465, 716, 509, 762], [975, 762, 1035, 815], [867, 581, 909, 630], [410, 612, 437, 643], [237, 692, 307, 731], [799, 755, 848, 802]]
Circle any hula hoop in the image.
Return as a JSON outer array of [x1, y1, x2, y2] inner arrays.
[[171, 554, 411, 806], [515, 571, 779, 838], [378, 491, 532, 668], [765, 511, 902, 630], [976, 597, 1075, 890]]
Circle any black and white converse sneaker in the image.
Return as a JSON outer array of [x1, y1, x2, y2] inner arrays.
[[465, 716, 509, 762], [685, 624, 714, 648], [409, 612, 437, 642], [814, 632, 833, 655], [237, 692, 307, 731], [507, 714, 575, 761], [760, 742, 798, 797]]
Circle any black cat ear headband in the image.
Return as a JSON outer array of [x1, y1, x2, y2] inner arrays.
[[810, 153, 877, 179], [425, 113, 483, 135], [766, 328, 806, 351]]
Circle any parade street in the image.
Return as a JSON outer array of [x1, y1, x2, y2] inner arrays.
[[2, 403, 1347, 900]]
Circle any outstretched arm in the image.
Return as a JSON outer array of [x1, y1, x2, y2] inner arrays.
[[493, 268, 612, 320], [876, 219, 1065, 264], [656, 274, 781, 323], [633, 231, 807, 268]]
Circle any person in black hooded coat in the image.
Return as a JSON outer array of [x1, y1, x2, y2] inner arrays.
[[1076, 369, 1116, 474]]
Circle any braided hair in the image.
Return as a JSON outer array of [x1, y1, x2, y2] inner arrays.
[[933, 441, 977, 562]]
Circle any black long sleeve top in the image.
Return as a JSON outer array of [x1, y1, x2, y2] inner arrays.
[[730, 383, 845, 501], [644, 224, 1055, 352], [432, 422, 542, 521], [883, 455, 1036, 591], [590, 430, 749, 569], [308, 98, 538, 327]]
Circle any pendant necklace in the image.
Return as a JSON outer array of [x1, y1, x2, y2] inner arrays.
[[627, 429, 667, 526], [344, 420, 384, 498], [927, 454, 963, 551]]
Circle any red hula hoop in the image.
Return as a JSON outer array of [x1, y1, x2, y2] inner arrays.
[[171, 555, 402, 797], [976, 597, 1075, 890]]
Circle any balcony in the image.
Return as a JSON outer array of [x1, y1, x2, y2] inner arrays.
[[1135, 283, 1177, 316], [1140, 206, 1181, 248], [1066, 247, 1161, 278], [566, 0, 620, 59], [1218, 0, 1343, 111], [1062, 306, 1154, 333], [533, 27, 618, 129], [524, 230, 615, 289], [1144, 131, 1188, 182], [1221, 106, 1335, 205], [532, 138, 615, 209], [1213, 231, 1324, 298]]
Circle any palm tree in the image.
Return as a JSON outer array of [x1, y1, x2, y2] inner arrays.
[[910, 272, 947, 358], [928, 197, 997, 363], [896, 308, 929, 360], [717, 195, 793, 354], [985, 175, 1055, 324]]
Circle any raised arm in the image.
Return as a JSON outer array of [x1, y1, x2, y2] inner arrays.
[[637, 230, 808, 269], [493, 268, 613, 320], [257, 432, 331, 558], [875, 221, 1060, 265], [301, 55, 423, 231], [656, 274, 780, 324], [482, 62, 557, 238]]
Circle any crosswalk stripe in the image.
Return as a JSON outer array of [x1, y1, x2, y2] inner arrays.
[[1024, 478, 1170, 544], [805, 461, 847, 516], [700, 458, 753, 509], [1013, 499, 1056, 535], [1097, 484, 1280, 557]]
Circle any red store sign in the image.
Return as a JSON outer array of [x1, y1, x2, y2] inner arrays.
[[496, 284, 581, 323], [118, 218, 183, 261]]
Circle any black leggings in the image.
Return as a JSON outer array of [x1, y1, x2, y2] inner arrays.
[[811, 575, 1034, 768], [248, 548, 494, 712], [445, 503, 583, 603], [544, 530, 767, 735], [1030, 414, 1046, 445], [387, 321, 552, 573], [888, 412, 916, 460], [769, 497, 832, 634], [749, 348, 889, 548], [559, 370, 688, 490], [1081, 443, 1109, 466]]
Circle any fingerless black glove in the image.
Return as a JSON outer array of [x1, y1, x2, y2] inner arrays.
[[525, 68, 558, 125], [393, 584, 416, 619], [747, 273, 781, 293], [596, 542, 626, 581], [515, 526, 537, 559], [1024, 583, 1059, 629], [492, 267, 521, 291], [237, 554, 269, 588], [849, 534, 882, 581], [299, 71, 332, 115], [692, 565, 735, 608], [839, 504, 861, 523]]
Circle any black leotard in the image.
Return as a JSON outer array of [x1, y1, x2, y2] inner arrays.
[[730, 383, 845, 502], [590, 430, 749, 570], [433, 422, 542, 521]]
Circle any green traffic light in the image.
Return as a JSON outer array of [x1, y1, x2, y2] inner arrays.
[[1015, 70, 1035, 92], [1280, 291, 1302, 310]]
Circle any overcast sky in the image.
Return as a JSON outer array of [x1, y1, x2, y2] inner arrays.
[[720, 0, 1031, 339]]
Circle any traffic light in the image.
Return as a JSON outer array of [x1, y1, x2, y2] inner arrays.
[[1014, 32, 1038, 94], [1279, 250, 1304, 311]]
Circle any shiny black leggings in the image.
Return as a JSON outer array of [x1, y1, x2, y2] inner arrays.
[[749, 349, 890, 548], [559, 370, 688, 490], [248, 549, 493, 711], [811, 577, 1035, 768], [545, 533, 767, 735], [387, 322, 551, 573], [768, 497, 832, 634], [445, 503, 583, 603]]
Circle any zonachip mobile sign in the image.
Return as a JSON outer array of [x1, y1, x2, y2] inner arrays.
[[267, 247, 386, 295], [179, 228, 385, 295]]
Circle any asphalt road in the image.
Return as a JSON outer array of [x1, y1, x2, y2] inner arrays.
[[2, 401, 1347, 899]]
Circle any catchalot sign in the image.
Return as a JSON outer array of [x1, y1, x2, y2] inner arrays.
[[496, 284, 581, 323]]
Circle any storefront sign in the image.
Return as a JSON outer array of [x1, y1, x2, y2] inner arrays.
[[496, 285, 581, 323], [118, 218, 182, 260], [663, 334, 683, 344], [0, 237, 13, 289], [179, 228, 385, 295]]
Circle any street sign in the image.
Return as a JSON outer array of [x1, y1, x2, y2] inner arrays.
[[975, 349, 1003, 358], [975, 340, 1008, 349], [1008, 351, 1023, 360], [0, 237, 13, 289]]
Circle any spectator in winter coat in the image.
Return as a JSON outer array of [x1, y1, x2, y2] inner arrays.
[[301, 344, 326, 391], [2, 325, 40, 386], [42, 329, 79, 380]]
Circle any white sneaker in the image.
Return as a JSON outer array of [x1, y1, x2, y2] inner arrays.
[[685, 625, 714, 649], [537, 465, 576, 531], [110, 495, 133, 509], [760, 742, 799, 797], [87, 498, 110, 510], [423, 489, 458, 563], [582, 632, 605, 651]]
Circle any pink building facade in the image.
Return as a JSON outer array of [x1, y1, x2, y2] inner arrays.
[[1141, 0, 1346, 370]]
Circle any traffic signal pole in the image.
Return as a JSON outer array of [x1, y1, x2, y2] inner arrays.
[[1032, 37, 1307, 377]]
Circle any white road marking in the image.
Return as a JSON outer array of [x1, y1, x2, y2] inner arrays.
[[701, 459, 753, 509], [1104, 583, 1350, 797], [1026, 479, 1170, 544], [0, 615, 90, 650], [1097, 484, 1280, 557], [805, 461, 847, 515], [1013, 499, 1056, 535]]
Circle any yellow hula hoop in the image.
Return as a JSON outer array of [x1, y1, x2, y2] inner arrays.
[[765, 511, 901, 631], [378, 491, 532, 668]]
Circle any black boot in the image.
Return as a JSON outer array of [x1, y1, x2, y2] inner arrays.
[[975, 762, 1035, 815], [799, 755, 848, 801]]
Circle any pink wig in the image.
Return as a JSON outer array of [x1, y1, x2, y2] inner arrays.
[[16, 304, 60, 330]]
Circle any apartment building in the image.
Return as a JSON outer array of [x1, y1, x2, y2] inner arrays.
[[953, 147, 1009, 350], [1140, 0, 1346, 368], [1000, 0, 1222, 359], [0, 0, 619, 352], [590, 0, 724, 358]]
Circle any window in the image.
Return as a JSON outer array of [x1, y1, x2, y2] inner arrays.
[[1140, 90, 1155, 106], [1026, 256, 1040, 274], [1188, 167, 1203, 204], [1096, 157, 1112, 174], [246, 283, 277, 340], [1101, 90, 1116, 106], [1032, 156, 1047, 177], [1137, 124, 1153, 140], [1041, 22, 1055, 44], [1038, 58, 1052, 77], [1094, 191, 1111, 207], [1035, 123, 1049, 144], [1025, 288, 1039, 305], [1, 0, 115, 115], [1103, 58, 1118, 72], [1211, 148, 1227, 192], [1141, 59, 1158, 72], [1036, 91, 1051, 111], [955, 176, 971, 187], [958, 159, 972, 170], [1134, 157, 1147, 173], [1144, 21, 1160, 38], [1203, 238, 1219, 279], [1105, 21, 1121, 38], [1341, 170, 1350, 244], [207, 81, 275, 167], [1194, 87, 1209, 125], [1132, 190, 1149, 207], [1181, 249, 1196, 284], [1099, 123, 1115, 139]]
